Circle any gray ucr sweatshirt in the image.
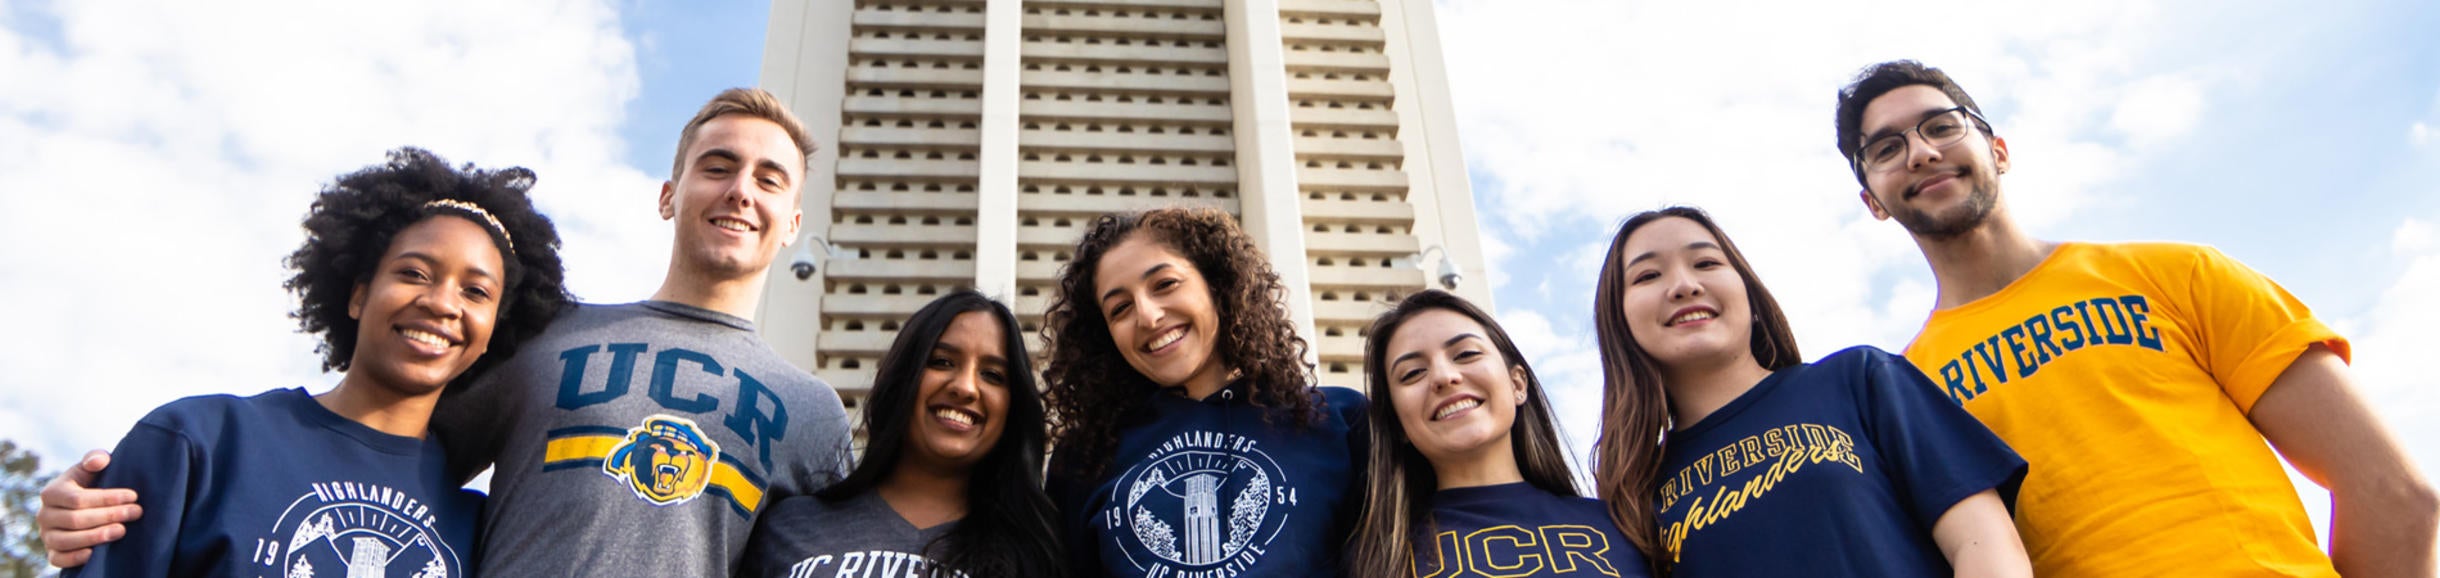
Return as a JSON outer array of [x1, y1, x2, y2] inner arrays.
[[433, 300, 852, 577]]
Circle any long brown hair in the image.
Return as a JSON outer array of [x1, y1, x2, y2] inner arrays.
[[1591, 206, 1801, 565], [1348, 290, 1578, 578], [1040, 207, 1320, 480]]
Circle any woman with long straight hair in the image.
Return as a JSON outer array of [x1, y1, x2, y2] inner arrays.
[[1590, 206, 2031, 577], [1041, 207, 1368, 578], [741, 290, 1063, 577], [1348, 290, 1651, 578]]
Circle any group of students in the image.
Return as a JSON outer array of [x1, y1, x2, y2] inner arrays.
[[33, 61, 2436, 577]]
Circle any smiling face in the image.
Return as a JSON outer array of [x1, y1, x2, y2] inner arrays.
[[1856, 85, 2011, 239], [345, 216, 506, 396], [903, 310, 1013, 473], [1618, 216, 1755, 372], [1094, 233, 1229, 393], [1384, 309, 1529, 467], [660, 114, 805, 283]]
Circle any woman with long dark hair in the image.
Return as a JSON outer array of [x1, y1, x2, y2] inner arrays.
[[741, 290, 1063, 577], [1590, 206, 2031, 577], [1348, 290, 1651, 577], [1041, 207, 1367, 578]]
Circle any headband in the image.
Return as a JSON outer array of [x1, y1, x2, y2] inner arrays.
[[422, 199, 514, 252]]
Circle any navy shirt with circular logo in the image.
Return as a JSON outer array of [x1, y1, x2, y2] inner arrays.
[[1050, 383, 1368, 578], [68, 388, 482, 578]]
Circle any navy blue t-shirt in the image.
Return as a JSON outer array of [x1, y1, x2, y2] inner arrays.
[[1049, 383, 1368, 578], [69, 388, 483, 578], [1654, 346, 2024, 577], [1414, 482, 1652, 578]]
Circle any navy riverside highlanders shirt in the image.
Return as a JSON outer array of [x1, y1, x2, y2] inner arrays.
[[1051, 381, 1369, 578], [71, 388, 483, 578], [1653, 346, 2025, 578]]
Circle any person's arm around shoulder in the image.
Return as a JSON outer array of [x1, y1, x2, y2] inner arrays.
[[1930, 490, 2031, 578], [63, 422, 199, 576], [2248, 345, 2438, 578], [37, 450, 139, 569]]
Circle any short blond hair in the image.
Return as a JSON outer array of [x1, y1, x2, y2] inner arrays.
[[670, 87, 818, 180]]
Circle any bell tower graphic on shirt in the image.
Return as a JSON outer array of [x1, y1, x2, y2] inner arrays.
[[1112, 431, 1301, 573], [1183, 474, 1221, 564], [346, 537, 391, 578]]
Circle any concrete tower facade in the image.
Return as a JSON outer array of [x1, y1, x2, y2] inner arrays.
[[755, 0, 1490, 408]]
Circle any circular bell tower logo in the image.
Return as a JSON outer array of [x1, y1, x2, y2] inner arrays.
[[261, 482, 464, 578], [1108, 431, 1296, 573]]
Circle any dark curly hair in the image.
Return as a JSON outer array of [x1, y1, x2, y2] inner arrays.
[[283, 147, 571, 385], [1040, 207, 1320, 479]]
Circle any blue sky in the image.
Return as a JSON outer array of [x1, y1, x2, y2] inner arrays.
[[2, 0, 2434, 546]]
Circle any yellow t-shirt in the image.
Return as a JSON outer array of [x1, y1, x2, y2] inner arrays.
[[1903, 242, 2348, 577]]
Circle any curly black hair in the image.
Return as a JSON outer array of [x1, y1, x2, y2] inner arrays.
[[1040, 207, 1321, 479], [282, 147, 571, 385]]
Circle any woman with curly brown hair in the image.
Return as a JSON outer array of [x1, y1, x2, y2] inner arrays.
[[1040, 207, 1367, 578]]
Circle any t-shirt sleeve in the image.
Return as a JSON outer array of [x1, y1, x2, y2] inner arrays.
[[1330, 389, 1372, 546], [793, 385, 856, 497], [2181, 246, 2348, 413], [1045, 457, 1112, 578], [432, 369, 507, 483], [69, 421, 197, 578], [1854, 348, 2029, 528], [737, 504, 786, 578]]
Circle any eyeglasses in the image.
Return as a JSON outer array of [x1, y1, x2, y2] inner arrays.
[[1851, 107, 1991, 175]]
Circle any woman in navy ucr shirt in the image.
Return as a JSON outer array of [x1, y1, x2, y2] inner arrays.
[[1348, 290, 1653, 578]]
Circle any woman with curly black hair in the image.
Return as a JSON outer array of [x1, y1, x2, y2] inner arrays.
[[65, 148, 568, 578], [1041, 207, 1367, 578], [742, 290, 1063, 578]]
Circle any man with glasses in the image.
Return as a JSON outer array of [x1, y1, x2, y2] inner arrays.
[[1835, 60, 2434, 577]]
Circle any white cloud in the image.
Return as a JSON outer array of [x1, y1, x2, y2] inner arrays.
[[0, 0, 666, 466], [2396, 218, 2436, 254], [2410, 121, 2429, 147], [2110, 74, 2206, 149]]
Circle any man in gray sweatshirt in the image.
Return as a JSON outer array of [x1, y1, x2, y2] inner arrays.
[[39, 88, 853, 577]]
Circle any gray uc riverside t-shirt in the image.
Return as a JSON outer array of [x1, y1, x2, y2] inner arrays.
[[433, 301, 852, 577], [740, 492, 967, 578]]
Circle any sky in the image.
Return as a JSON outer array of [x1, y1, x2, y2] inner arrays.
[[3, 0, 2435, 547]]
